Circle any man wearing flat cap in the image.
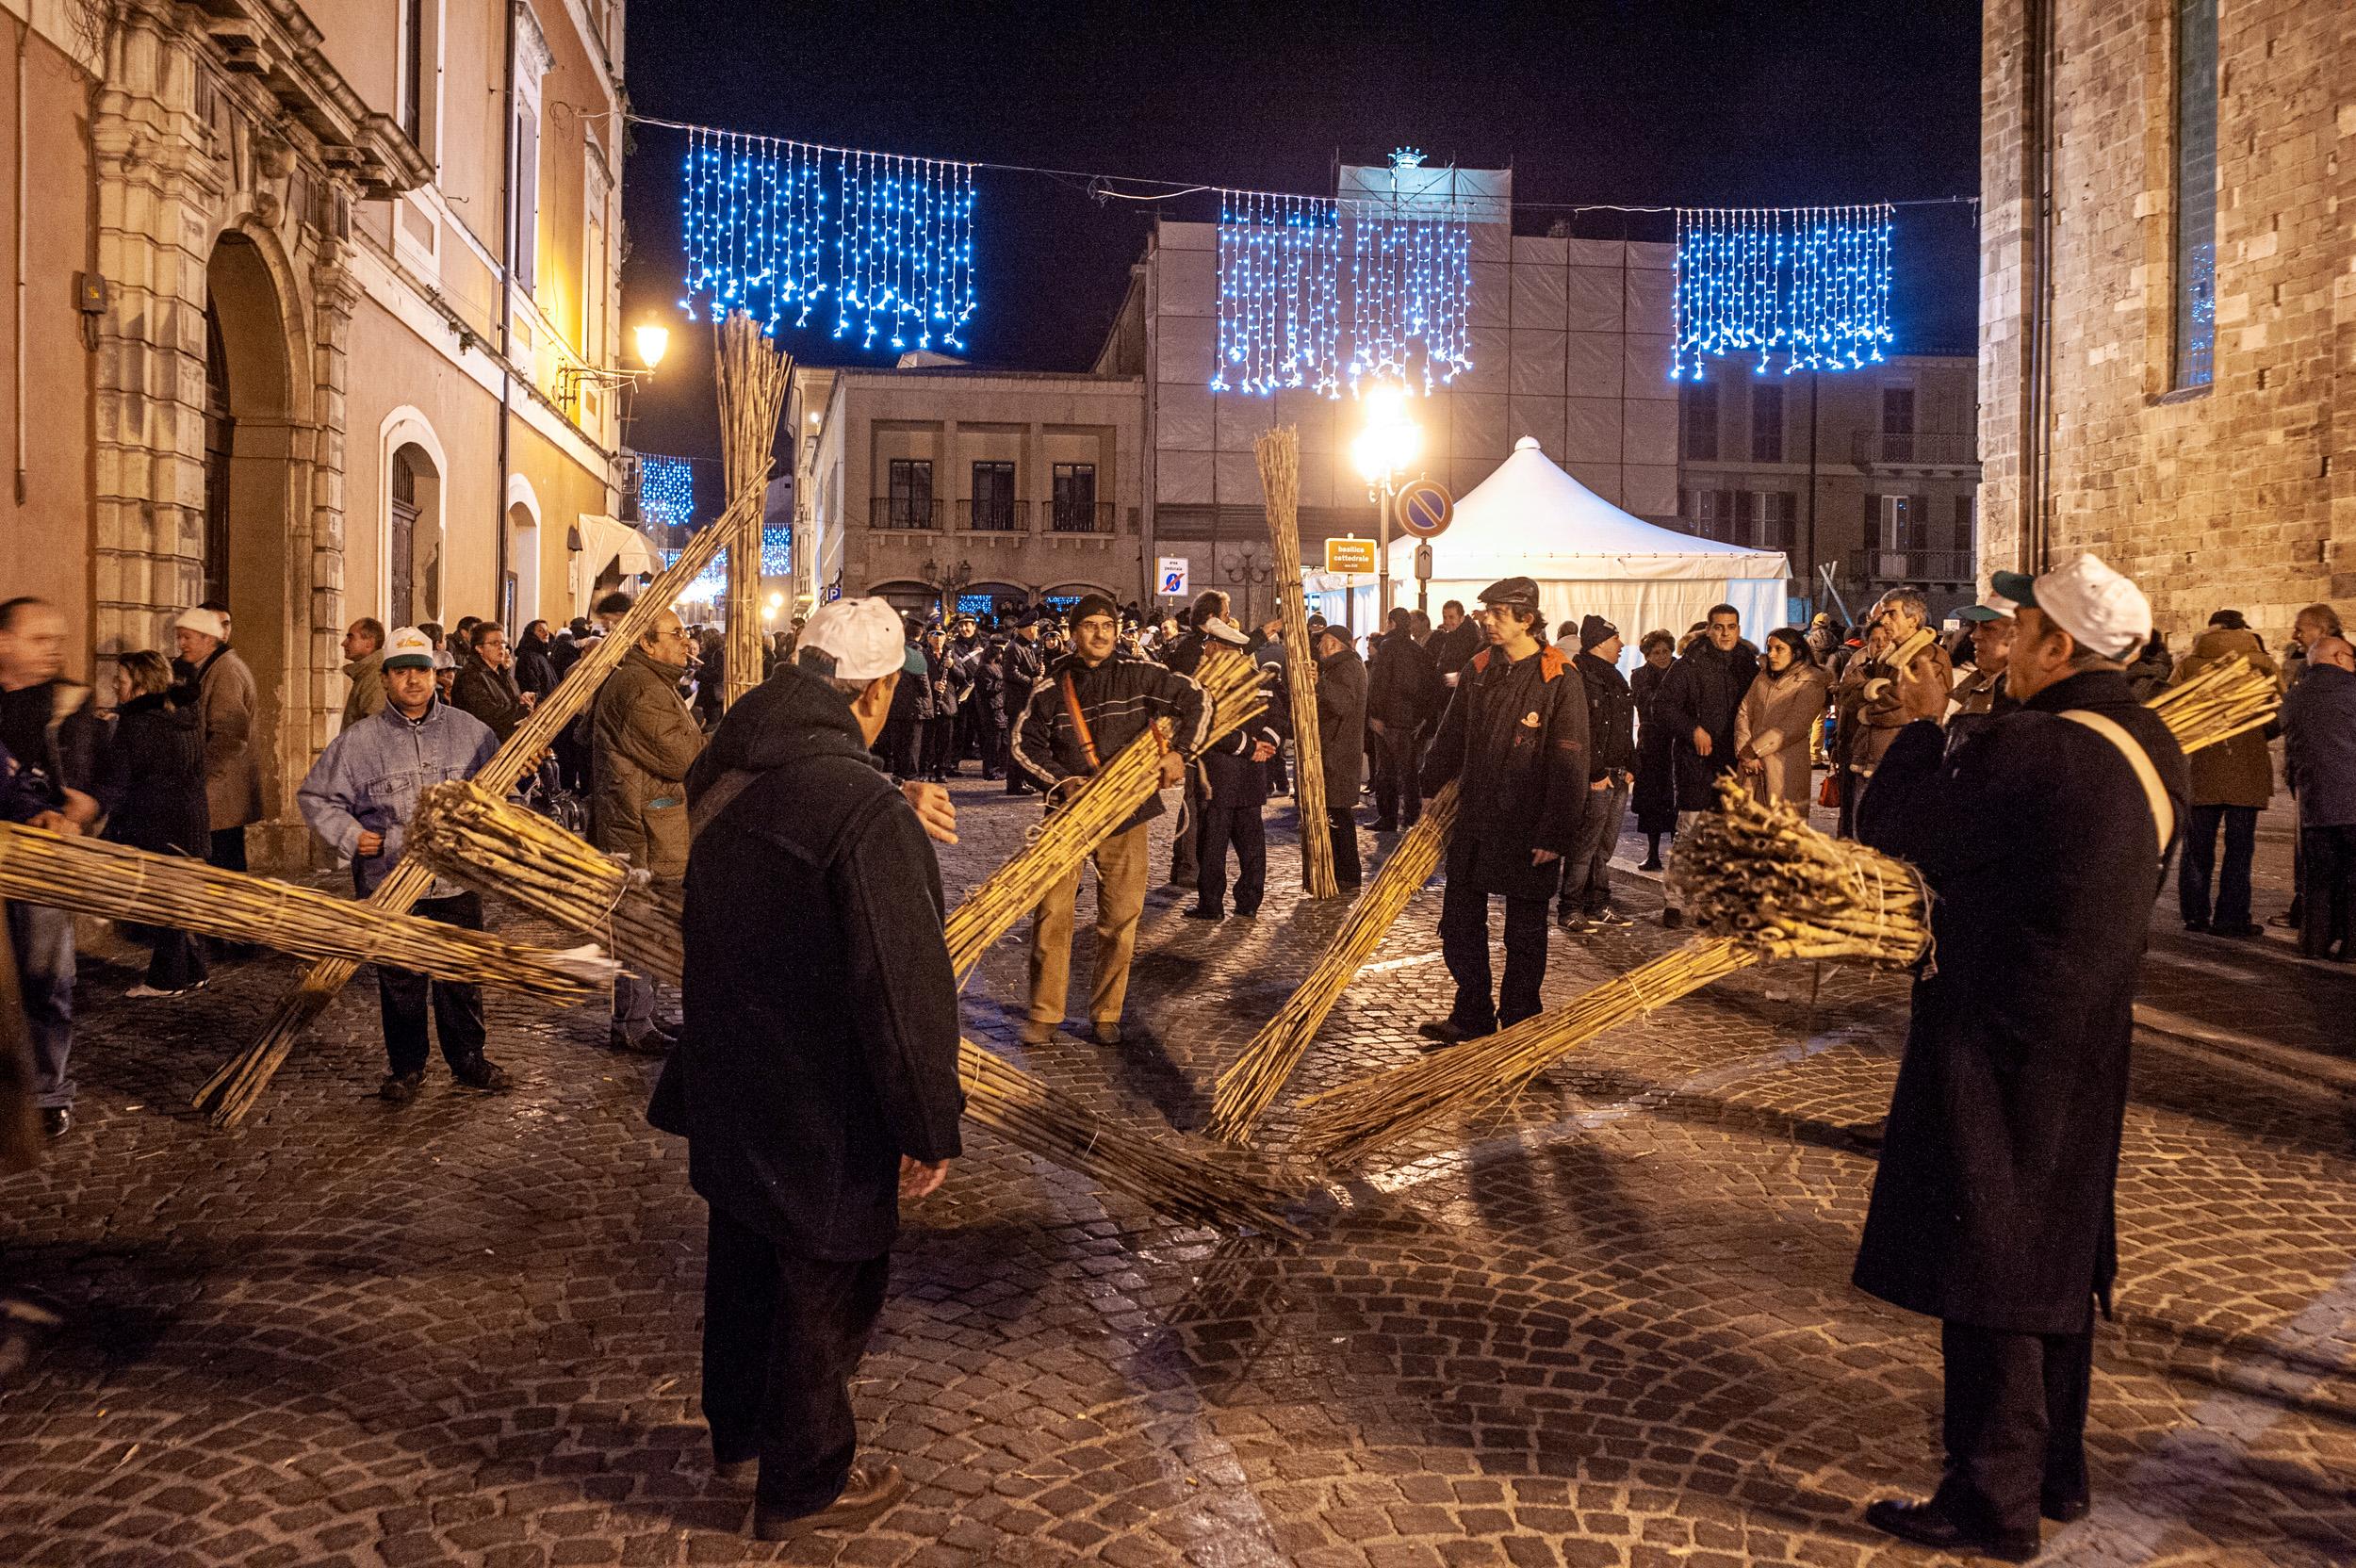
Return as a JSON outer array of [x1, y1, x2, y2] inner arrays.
[[1852, 552, 2189, 1561], [1417, 577, 1589, 1045]]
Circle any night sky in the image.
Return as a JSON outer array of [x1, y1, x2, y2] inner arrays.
[[619, 0, 1983, 475]]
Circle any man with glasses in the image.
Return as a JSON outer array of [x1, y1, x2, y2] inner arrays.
[[450, 622, 531, 743], [593, 609, 707, 1054]]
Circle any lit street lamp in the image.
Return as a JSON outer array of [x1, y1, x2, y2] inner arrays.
[[1350, 384, 1423, 621]]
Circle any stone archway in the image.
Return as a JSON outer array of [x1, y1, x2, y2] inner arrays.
[[201, 230, 303, 836]]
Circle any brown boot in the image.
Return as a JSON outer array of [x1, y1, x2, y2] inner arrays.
[[753, 1462, 906, 1541]]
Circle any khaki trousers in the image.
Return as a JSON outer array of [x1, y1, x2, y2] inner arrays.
[[1027, 822, 1151, 1028]]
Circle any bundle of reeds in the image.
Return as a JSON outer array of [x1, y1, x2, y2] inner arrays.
[[408, 782, 1307, 1236], [1255, 426, 1335, 898], [198, 482, 766, 1127], [1205, 780, 1462, 1144], [717, 312, 793, 711], [943, 643, 1269, 979], [0, 820, 614, 1000], [1294, 937, 1757, 1167], [1291, 655, 2283, 1167]]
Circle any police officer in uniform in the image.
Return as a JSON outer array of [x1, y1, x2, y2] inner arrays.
[[1416, 577, 1589, 1045], [1853, 553, 2190, 1562]]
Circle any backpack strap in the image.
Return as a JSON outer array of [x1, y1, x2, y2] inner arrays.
[[2059, 709, 2173, 860]]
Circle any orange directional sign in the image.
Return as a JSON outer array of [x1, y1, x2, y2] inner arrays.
[[1325, 537, 1379, 574], [1397, 479, 1453, 539]]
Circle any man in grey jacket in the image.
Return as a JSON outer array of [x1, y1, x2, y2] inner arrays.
[[299, 628, 513, 1103]]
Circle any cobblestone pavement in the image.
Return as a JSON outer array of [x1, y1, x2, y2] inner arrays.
[[2, 772, 2352, 1567]]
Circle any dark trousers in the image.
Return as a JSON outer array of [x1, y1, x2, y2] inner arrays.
[[2299, 823, 2356, 959], [207, 825, 247, 873], [373, 890, 487, 1076], [1196, 803, 1266, 916], [1325, 807, 1363, 887], [140, 924, 207, 990], [1438, 855, 1549, 1033], [2178, 803, 2258, 930], [701, 1204, 890, 1515], [1558, 776, 1630, 916], [923, 712, 957, 777], [981, 723, 1008, 779], [1371, 727, 1424, 827], [1937, 1316, 2093, 1536], [890, 716, 924, 781], [1169, 771, 1205, 888]]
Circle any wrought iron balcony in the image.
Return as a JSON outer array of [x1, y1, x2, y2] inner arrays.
[[957, 498, 1027, 533], [1046, 501, 1114, 535], [1854, 547, 1977, 586], [870, 497, 942, 531], [1851, 431, 1978, 467]]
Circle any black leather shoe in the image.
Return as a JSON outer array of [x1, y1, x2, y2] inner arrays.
[[1416, 1020, 1490, 1050], [2041, 1487, 2090, 1523], [1863, 1497, 2037, 1562], [1183, 906, 1223, 921], [753, 1462, 906, 1540]]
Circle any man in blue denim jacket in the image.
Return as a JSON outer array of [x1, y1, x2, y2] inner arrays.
[[299, 626, 513, 1103]]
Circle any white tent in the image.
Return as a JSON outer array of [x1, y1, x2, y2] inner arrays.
[[1328, 438, 1790, 658]]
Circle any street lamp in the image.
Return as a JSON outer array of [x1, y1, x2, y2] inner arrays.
[[562, 318, 672, 415], [1350, 384, 1423, 620]]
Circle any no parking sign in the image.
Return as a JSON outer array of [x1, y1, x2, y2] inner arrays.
[[1155, 556, 1188, 597]]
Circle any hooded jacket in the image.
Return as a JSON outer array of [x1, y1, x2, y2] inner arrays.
[[590, 645, 705, 879], [2169, 628, 2278, 808], [653, 664, 965, 1260]]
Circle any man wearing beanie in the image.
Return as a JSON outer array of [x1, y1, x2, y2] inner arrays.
[[1851, 553, 2188, 1561], [1559, 615, 1637, 930], [1010, 592, 1208, 1046], [1417, 577, 1589, 1045]]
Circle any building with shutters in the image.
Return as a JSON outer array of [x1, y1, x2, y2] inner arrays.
[[1677, 355, 1983, 622], [0, 0, 635, 862]]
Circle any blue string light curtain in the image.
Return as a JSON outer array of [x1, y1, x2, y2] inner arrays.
[[1671, 204, 1894, 379], [638, 454, 695, 529], [679, 125, 976, 351]]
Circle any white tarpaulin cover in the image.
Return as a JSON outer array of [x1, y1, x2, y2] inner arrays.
[[1356, 437, 1789, 654], [572, 515, 666, 613]]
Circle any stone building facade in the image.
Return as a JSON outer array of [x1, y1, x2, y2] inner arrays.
[[1979, 0, 2354, 642], [1678, 354, 1982, 621], [0, 0, 630, 861]]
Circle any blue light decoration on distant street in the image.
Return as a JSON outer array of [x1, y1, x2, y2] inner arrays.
[[679, 125, 976, 351], [761, 525, 793, 578], [639, 454, 695, 529], [1671, 204, 1894, 379], [1214, 149, 1471, 399]]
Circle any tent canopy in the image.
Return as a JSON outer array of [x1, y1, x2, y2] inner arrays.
[[1357, 438, 1789, 657]]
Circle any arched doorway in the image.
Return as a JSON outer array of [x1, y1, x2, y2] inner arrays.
[[506, 476, 542, 633], [200, 231, 299, 830]]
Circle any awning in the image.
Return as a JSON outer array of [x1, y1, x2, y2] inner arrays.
[[576, 514, 663, 578]]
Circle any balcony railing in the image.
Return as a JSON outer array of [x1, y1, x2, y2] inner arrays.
[[1852, 431, 1977, 466], [1854, 547, 1977, 586], [1046, 500, 1114, 535], [957, 498, 1026, 532], [870, 497, 942, 531]]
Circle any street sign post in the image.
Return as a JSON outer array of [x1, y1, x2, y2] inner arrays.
[[1155, 556, 1188, 598], [1323, 537, 1378, 575], [1397, 479, 1453, 539]]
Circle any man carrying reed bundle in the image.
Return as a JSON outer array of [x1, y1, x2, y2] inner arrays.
[[648, 596, 963, 1543], [1415, 577, 1588, 1048], [1008, 593, 1208, 1048], [297, 628, 514, 1104], [1848, 552, 2189, 1563]]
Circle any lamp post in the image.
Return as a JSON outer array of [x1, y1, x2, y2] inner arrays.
[[1219, 546, 1275, 629], [920, 554, 973, 619], [560, 318, 669, 416], [1350, 384, 1423, 622]]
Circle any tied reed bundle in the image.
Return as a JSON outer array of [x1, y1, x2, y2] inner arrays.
[[716, 312, 794, 710], [1294, 653, 2281, 1168], [1205, 781, 1462, 1144], [1255, 427, 1336, 898], [409, 783, 1307, 1236], [944, 644, 1268, 980], [198, 482, 766, 1128], [0, 821, 614, 1001]]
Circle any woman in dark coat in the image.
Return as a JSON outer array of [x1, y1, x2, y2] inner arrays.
[[98, 649, 211, 995], [1628, 629, 1678, 869], [515, 620, 559, 702], [1313, 628, 1369, 887]]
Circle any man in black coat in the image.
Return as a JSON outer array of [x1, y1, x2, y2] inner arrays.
[[1366, 606, 1441, 831], [1313, 624, 1369, 888], [997, 613, 1045, 794], [1417, 578, 1589, 1044], [1186, 621, 1288, 921], [1654, 604, 1757, 926], [1010, 593, 1208, 1046], [650, 596, 964, 1544], [1559, 616, 1638, 930], [1853, 553, 2189, 1562], [1425, 598, 1482, 690]]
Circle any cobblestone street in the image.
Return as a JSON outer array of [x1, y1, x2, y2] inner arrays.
[[2, 777, 2352, 1567]]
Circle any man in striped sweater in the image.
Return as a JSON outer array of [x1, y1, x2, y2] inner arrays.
[[1010, 594, 1208, 1047]]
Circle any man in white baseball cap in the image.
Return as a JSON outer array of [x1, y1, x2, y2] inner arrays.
[[1847, 549, 2189, 1560], [651, 594, 964, 1542]]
